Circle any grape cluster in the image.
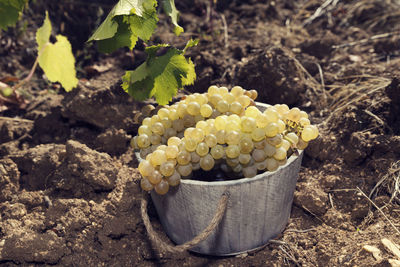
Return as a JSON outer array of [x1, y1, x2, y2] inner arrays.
[[131, 85, 319, 195]]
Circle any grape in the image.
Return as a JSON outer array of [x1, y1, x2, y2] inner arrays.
[[164, 127, 177, 139], [196, 142, 209, 157], [239, 135, 254, 154], [141, 177, 154, 191], [196, 94, 208, 105], [150, 115, 161, 125], [225, 130, 241, 145], [150, 150, 167, 166], [160, 118, 172, 129], [200, 104, 213, 117], [166, 145, 179, 159], [301, 125, 318, 142], [216, 130, 226, 144], [264, 108, 279, 123], [190, 151, 201, 163], [148, 170, 163, 184], [286, 107, 301, 122], [277, 119, 286, 133], [274, 104, 289, 116], [187, 102, 201, 116], [137, 134, 150, 148], [151, 122, 165, 136], [245, 106, 260, 118], [241, 116, 257, 133], [142, 104, 155, 116], [150, 134, 162, 145], [168, 108, 179, 120], [177, 103, 188, 118], [157, 108, 170, 119], [254, 139, 267, 149], [192, 128, 205, 143], [226, 145, 240, 158], [192, 162, 201, 171], [256, 113, 269, 128], [285, 132, 299, 145], [263, 143, 276, 157], [200, 154, 215, 171], [138, 125, 152, 136], [309, 125, 319, 139], [196, 120, 208, 131], [194, 115, 203, 123], [273, 147, 287, 161], [208, 85, 219, 96], [237, 95, 251, 108], [279, 139, 291, 151], [140, 147, 152, 158], [223, 93, 235, 104], [167, 136, 181, 146], [184, 138, 197, 152], [225, 121, 241, 132], [172, 119, 185, 132], [267, 134, 282, 146], [210, 145, 225, 159], [215, 115, 227, 131], [183, 114, 195, 128], [232, 164, 243, 173], [230, 101, 243, 114], [142, 117, 151, 126], [265, 122, 279, 137], [238, 153, 251, 165], [160, 161, 175, 177], [155, 179, 169, 195], [297, 138, 308, 150], [210, 94, 223, 107], [226, 157, 239, 167], [251, 128, 266, 142], [299, 111, 308, 119], [243, 165, 257, 178], [256, 160, 267, 171], [219, 86, 229, 94], [231, 86, 244, 97], [166, 171, 181, 186], [138, 160, 154, 177], [177, 164, 192, 176], [204, 134, 217, 147], [177, 150, 191, 165], [130, 136, 138, 149], [252, 149, 266, 162], [249, 90, 258, 100], [266, 157, 279, 171]]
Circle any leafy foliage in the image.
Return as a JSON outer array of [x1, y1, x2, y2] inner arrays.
[[162, 0, 183, 36], [0, 0, 28, 30], [122, 43, 196, 105], [36, 12, 78, 91]]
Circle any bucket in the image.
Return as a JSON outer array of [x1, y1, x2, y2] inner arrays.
[[138, 102, 303, 255]]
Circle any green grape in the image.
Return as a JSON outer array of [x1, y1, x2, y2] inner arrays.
[[222, 93, 235, 104], [155, 179, 169, 195], [200, 104, 213, 118], [229, 101, 243, 115], [194, 114, 203, 123], [266, 157, 279, 171], [168, 136, 181, 146], [148, 170, 163, 184], [225, 130, 241, 145], [297, 138, 308, 150], [196, 142, 209, 157], [226, 145, 240, 158], [252, 149, 266, 162], [165, 145, 179, 159], [140, 147, 152, 158], [210, 94, 223, 107], [301, 125, 318, 141], [204, 134, 217, 147], [232, 164, 242, 173], [225, 121, 241, 132], [191, 151, 201, 163], [274, 104, 289, 117], [251, 128, 266, 142], [157, 108, 170, 119], [256, 160, 267, 171], [157, 145, 167, 151], [167, 171, 181, 186], [239, 135, 254, 154], [200, 154, 215, 171], [196, 120, 208, 131], [226, 157, 239, 167], [168, 108, 179, 120], [231, 86, 244, 97], [215, 115, 228, 131], [254, 139, 266, 149], [164, 127, 177, 139], [150, 150, 167, 166], [237, 95, 251, 108], [310, 125, 319, 139], [177, 150, 191, 165], [177, 103, 188, 118], [273, 147, 287, 161], [299, 110, 308, 119], [142, 117, 151, 126], [278, 158, 287, 166], [187, 101, 201, 116], [150, 134, 162, 145], [285, 132, 299, 145], [192, 128, 205, 143], [245, 106, 260, 118], [265, 122, 279, 137], [216, 130, 226, 144], [137, 134, 150, 148], [183, 114, 195, 128], [138, 125, 152, 136], [240, 116, 257, 133], [243, 165, 257, 178], [249, 90, 258, 100], [184, 127, 195, 139], [229, 114, 241, 125], [130, 136, 138, 149], [299, 117, 311, 126], [160, 118, 172, 129], [267, 134, 282, 146], [150, 115, 161, 125], [218, 86, 229, 95], [277, 119, 286, 133], [172, 119, 185, 132], [256, 113, 269, 128], [238, 153, 251, 165], [279, 139, 291, 151], [192, 162, 201, 171], [264, 108, 279, 123], [184, 138, 197, 152], [210, 145, 225, 159], [177, 164, 192, 176], [205, 121, 217, 135], [141, 177, 154, 191], [208, 85, 219, 96], [211, 109, 221, 119], [286, 107, 301, 122], [195, 93, 208, 105], [160, 161, 175, 177], [138, 160, 154, 177], [264, 143, 276, 157], [151, 122, 165, 136]]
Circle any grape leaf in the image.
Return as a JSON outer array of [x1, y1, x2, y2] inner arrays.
[[162, 0, 183, 36], [88, 0, 158, 52], [0, 0, 28, 30], [36, 12, 78, 92], [122, 46, 196, 105]]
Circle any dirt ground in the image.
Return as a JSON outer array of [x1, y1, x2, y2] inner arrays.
[[1, 0, 400, 266]]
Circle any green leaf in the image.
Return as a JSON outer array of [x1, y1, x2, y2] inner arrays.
[[122, 46, 196, 105], [162, 0, 183, 36], [124, 7, 158, 48], [97, 17, 132, 53], [36, 11, 51, 51], [36, 13, 78, 92], [0, 0, 28, 30], [183, 38, 198, 54]]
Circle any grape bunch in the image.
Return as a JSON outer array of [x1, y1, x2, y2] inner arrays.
[[131, 85, 319, 195]]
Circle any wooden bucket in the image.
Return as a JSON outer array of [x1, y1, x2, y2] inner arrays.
[[138, 103, 303, 255]]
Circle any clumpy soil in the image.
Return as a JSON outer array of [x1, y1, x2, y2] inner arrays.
[[1, 0, 400, 266]]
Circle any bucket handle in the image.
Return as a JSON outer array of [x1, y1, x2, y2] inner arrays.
[[141, 191, 230, 253]]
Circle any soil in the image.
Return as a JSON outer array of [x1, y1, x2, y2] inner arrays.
[[1, 0, 400, 266]]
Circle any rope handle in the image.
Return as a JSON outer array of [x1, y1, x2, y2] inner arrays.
[[140, 191, 230, 253]]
